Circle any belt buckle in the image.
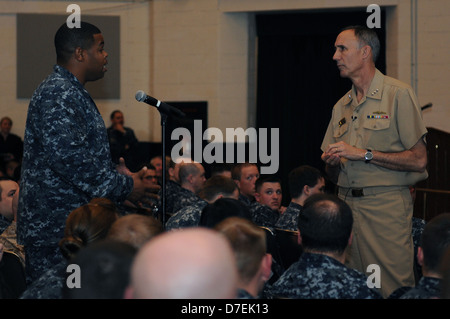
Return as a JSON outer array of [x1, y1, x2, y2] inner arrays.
[[352, 188, 364, 197]]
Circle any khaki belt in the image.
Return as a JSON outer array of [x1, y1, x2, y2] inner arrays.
[[338, 186, 406, 197]]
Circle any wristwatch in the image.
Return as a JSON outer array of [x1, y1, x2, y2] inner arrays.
[[364, 149, 373, 163]]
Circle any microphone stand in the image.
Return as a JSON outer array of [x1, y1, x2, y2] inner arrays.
[[160, 112, 168, 229]]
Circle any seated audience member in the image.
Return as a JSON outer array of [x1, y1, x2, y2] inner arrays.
[[199, 198, 253, 229], [134, 163, 161, 217], [20, 198, 119, 299], [0, 180, 24, 267], [143, 164, 159, 188], [165, 175, 239, 230], [411, 216, 426, 281], [408, 184, 426, 282], [4, 159, 20, 180], [167, 156, 187, 184], [114, 159, 160, 217], [169, 161, 206, 214], [125, 228, 238, 299], [107, 214, 163, 249], [150, 155, 171, 185], [107, 110, 139, 170], [0, 116, 23, 163], [267, 193, 382, 299], [210, 163, 233, 179], [232, 163, 260, 206], [398, 213, 450, 299], [251, 175, 284, 228], [0, 177, 19, 235], [157, 159, 205, 216], [150, 155, 164, 183], [158, 156, 192, 217], [61, 240, 137, 299], [215, 217, 272, 299], [275, 165, 325, 231]]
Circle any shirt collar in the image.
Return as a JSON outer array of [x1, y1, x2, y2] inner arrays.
[[342, 68, 384, 106], [54, 64, 84, 90]]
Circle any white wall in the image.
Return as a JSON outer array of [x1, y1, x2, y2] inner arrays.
[[0, 1, 153, 141]]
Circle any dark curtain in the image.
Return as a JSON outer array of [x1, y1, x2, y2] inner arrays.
[[256, 10, 386, 204]]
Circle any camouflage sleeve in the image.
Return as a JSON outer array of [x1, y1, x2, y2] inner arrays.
[[38, 89, 133, 202]]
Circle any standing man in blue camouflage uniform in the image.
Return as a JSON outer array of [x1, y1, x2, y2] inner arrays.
[[18, 22, 154, 284], [267, 193, 382, 299]]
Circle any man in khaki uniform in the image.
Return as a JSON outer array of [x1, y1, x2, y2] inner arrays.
[[321, 26, 428, 298]]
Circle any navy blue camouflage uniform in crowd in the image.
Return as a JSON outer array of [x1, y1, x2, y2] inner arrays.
[[399, 276, 442, 299], [249, 202, 280, 228], [165, 200, 208, 230], [19, 260, 66, 299], [18, 65, 133, 284], [274, 202, 302, 231], [266, 252, 383, 299], [237, 288, 254, 299], [170, 188, 203, 215], [159, 180, 189, 215]]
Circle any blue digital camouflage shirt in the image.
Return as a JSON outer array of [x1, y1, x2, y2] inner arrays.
[[274, 202, 302, 231], [266, 252, 382, 299], [17, 65, 133, 247], [249, 201, 280, 228], [165, 200, 208, 230], [399, 276, 441, 299]]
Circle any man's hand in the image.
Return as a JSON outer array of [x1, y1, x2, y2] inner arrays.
[[324, 141, 365, 162], [127, 165, 161, 207], [112, 122, 126, 134], [117, 157, 132, 176]]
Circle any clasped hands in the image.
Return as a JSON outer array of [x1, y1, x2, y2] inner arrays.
[[321, 141, 365, 166]]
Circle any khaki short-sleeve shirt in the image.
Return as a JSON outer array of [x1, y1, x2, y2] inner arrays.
[[321, 69, 428, 188]]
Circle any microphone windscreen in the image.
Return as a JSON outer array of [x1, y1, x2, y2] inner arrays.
[[135, 90, 146, 102]]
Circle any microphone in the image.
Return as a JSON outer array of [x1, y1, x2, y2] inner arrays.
[[135, 90, 186, 118]]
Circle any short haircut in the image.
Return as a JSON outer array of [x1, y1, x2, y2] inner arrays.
[[210, 163, 233, 176], [255, 175, 282, 193], [215, 217, 266, 284], [0, 117, 12, 126], [110, 110, 122, 120], [107, 214, 163, 250], [341, 25, 380, 63], [231, 163, 258, 181], [420, 213, 450, 273], [198, 175, 238, 202], [62, 240, 137, 299], [288, 165, 324, 199], [200, 198, 252, 229], [178, 162, 201, 184], [298, 193, 353, 255], [54, 21, 101, 64]]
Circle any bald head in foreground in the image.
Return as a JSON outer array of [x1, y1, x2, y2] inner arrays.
[[125, 228, 238, 299]]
